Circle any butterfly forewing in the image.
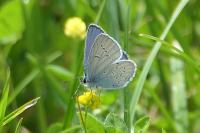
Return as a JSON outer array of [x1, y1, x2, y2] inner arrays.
[[87, 33, 122, 80], [84, 24, 104, 68]]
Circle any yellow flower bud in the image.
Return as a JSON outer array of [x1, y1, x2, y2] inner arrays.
[[64, 17, 86, 39], [78, 91, 101, 109]]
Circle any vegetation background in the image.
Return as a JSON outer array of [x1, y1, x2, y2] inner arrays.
[[0, 0, 200, 132]]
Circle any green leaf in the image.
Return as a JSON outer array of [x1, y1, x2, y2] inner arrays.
[[0, 97, 40, 127], [47, 123, 62, 133], [15, 118, 23, 133], [0, 71, 10, 122], [79, 112, 105, 133], [46, 64, 74, 81], [60, 125, 82, 133], [104, 113, 128, 133], [105, 126, 123, 133], [101, 91, 119, 105], [134, 116, 150, 133], [0, 0, 24, 45], [47, 51, 63, 63], [162, 128, 167, 133], [47, 123, 82, 133]]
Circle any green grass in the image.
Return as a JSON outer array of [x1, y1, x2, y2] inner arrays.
[[0, 0, 200, 132], [130, 0, 189, 126]]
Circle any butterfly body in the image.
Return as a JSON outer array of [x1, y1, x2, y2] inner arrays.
[[83, 24, 136, 89]]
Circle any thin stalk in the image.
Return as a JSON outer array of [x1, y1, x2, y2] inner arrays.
[[33, 78, 47, 132], [63, 42, 84, 128], [95, 0, 106, 24], [77, 98, 87, 133], [123, 0, 132, 132], [130, 0, 189, 125]]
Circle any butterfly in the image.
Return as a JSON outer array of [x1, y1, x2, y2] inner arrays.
[[82, 24, 136, 89]]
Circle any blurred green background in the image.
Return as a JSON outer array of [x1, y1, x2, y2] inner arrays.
[[0, 0, 200, 132]]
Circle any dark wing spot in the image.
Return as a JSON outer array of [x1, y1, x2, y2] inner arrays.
[[95, 55, 100, 58]]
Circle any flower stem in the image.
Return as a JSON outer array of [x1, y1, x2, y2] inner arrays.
[[123, 1, 132, 132], [95, 0, 106, 24], [77, 97, 87, 133]]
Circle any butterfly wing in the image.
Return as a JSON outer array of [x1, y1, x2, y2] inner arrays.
[[94, 60, 136, 89], [86, 33, 122, 82], [84, 24, 104, 68]]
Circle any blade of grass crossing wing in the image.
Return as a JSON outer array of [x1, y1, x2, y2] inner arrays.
[[123, 0, 132, 131]]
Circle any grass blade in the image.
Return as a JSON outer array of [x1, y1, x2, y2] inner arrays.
[[46, 64, 74, 81], [15, 118, 23, 133], [123, 0, 132, 132], [8, 69, 39, 105], [0, 70, 10, 122], [95, 0, 106, 24], [0, 97, 40, 127], [130, 0, 189, 125], [170, 43, 188, 132], [139, 33, 200, 72]]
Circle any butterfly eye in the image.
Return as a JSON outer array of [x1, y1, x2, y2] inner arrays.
[[80, 77, 85, 83], [83, 78, 87, 83]]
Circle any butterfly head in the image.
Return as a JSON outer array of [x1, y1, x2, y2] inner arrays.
[[80, 75, 95, 88], [80, 76, 87, 84]]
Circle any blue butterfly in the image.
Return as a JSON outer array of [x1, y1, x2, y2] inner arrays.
[[82, 24, 136, 89]]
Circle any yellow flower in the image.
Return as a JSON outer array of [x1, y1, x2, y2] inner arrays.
[[78, 91, 101, 109], [64, 17, 86, 39]]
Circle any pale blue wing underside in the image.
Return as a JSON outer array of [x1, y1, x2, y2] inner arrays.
[[84, 24, 104, 68], [94, 60, 136, 89], [87, 33, 122, 81], [84, 25, 136, 89]]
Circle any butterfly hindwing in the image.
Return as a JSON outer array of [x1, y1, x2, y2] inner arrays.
[[93, 60, 136, 88]]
